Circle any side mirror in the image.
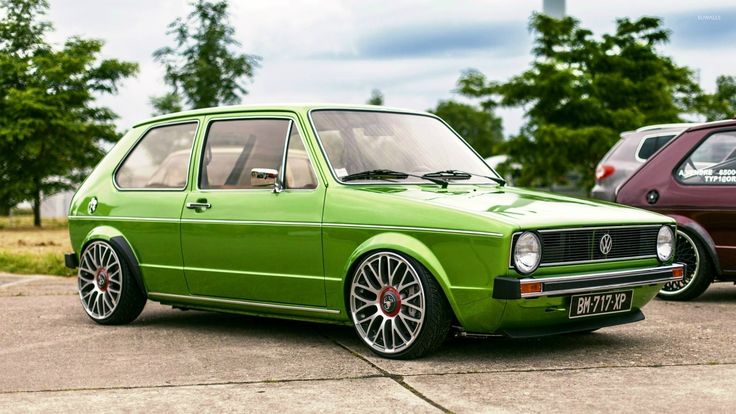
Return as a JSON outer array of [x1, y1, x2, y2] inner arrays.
[[250, 168, 282, 192]]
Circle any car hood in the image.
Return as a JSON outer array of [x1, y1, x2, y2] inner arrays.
[[357, 185, 672, 230]]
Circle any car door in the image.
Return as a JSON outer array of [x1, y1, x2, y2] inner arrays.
[[668, 129, 736, 275], [180, 113, 326, 306]]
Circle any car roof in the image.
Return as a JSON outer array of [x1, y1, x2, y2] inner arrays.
[[635, 123, 701, 132], [133, 103, 433, 128], [684, 118, 736, 132]]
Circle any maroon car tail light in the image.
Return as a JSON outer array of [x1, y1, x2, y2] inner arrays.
[[596, 164, 615, 181]]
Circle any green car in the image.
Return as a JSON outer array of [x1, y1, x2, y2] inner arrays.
[[65, 104, 684, 359]]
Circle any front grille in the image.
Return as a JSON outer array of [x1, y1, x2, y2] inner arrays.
[[513, 225, 661, 267]]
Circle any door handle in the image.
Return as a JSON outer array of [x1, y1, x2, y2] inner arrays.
[[186, 201, 212, 210]]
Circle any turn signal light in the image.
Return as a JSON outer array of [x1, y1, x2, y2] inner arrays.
[[672, 267, 684, 279], [520, 281, 543, 295], [595, 164, 615, 181]]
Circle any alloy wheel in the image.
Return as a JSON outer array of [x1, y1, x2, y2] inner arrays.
[[349, 252, 425, 354], [660, 230, 700, 295], [78, 241, 123, 320]]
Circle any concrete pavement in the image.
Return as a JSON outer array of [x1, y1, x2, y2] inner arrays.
[[1, 273, 735, 413]]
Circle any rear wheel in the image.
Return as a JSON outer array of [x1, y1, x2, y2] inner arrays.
[[78, 240, 146, 324], [348, 251, 452, 359], [658, 230, 713, 301]]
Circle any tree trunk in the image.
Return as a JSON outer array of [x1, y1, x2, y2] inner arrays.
[[33, 188, 42, 227]]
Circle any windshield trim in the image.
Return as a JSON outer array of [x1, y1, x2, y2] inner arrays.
[[307, 108, 503, 187]]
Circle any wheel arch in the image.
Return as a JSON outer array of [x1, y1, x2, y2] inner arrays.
[[668, 214, 721, 274], [341, 232, 461, 322], [80, 226, 147, 296]]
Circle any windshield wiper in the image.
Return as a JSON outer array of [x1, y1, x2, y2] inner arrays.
[[341, 169, 449, 188], [422, 169, 506, 186]]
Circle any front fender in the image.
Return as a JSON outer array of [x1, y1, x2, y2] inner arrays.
[[344, 232, 463, 322], [667, 214, 721, 273]]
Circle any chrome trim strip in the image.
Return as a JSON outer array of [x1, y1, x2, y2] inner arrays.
[[539, 254, 657, 267], [322, 222, 503, 237], [67, 215, 501, 236], [112, 119, 201, 192], [180, 218, 321, 227], [518, 263, 684, 298], [148, 292, 340, 314], [184, 266, 324, 281], [68, 216, 180, 223]]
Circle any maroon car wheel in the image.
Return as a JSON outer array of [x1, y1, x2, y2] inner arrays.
[[658, 230, 713, 301]]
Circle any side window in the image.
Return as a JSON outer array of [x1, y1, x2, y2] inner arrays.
[[115, 122, 198, 189], [284, 125, 318, 189], [200, 119, 290, 189], [676, 131, 736, 185], [637, 134, 675, 160]]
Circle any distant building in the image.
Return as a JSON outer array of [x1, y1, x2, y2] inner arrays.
[[543, 0, 565, 18]]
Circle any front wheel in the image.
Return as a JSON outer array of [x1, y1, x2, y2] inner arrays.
[[658, 230, 713, 301], [348, 251, 452, 359], [78, 240, 146, 324]]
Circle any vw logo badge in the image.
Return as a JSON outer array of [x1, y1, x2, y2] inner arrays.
[[599, 233, 613, 255]]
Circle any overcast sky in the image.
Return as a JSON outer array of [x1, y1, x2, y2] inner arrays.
[[45, 0, 736, 136]]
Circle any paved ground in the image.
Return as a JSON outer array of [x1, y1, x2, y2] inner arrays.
[[1, 273, 735, 413]]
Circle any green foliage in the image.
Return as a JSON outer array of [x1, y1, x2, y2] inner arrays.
[[697, 75, 736, 121], [430, 100, 503, 158], [0, 250, 73, 276], [0, 0, 138, 225], [152, 0, 261, 113], [367, 89, 384, 105], [150, 92, 184, 116], [458, 14, 703, 189]]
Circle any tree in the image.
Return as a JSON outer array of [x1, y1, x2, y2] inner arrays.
[[367, 89, 384, 105], [698, 75, 736, 121], [0, 0, 138, 226], [152, 0, 260, 113], [430, 100, 503, 158], [458, 14, 702, 189]]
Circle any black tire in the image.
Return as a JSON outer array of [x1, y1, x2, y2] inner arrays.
[[348, 251, 453, 359], [657, 230, 713, 301], [78, 240, 146, 325]]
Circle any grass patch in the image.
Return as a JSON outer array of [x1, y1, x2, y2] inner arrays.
[[0, 215, 74, 276]]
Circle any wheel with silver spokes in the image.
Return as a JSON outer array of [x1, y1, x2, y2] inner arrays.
[[349, 251, 452, 359], [658, 230, 713, 301], [78, 240, 146, 324]]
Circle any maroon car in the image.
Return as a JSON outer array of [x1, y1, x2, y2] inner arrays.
[[616, 120, 736, 300]]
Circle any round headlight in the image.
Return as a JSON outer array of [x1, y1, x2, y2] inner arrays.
[[657, 226, 674, 262], [514, 232, 541, 274]]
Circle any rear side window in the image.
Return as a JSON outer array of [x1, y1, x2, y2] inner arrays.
[[676, 131, 736, 185], [637, 134, 675, 160], [115, 122, 198, 189]]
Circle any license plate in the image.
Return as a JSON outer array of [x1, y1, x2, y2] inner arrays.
[[569, 290, 633, 319]]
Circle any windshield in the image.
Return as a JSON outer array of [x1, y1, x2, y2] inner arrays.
[[311, 110, 501, 185]]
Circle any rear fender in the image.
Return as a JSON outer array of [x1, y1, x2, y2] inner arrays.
[[80, 226, 147, 296]]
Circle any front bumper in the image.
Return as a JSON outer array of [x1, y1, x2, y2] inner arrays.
[[493, 263, 685, 299]]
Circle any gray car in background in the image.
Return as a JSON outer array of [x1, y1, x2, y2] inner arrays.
[[590, 123, 699, 201]]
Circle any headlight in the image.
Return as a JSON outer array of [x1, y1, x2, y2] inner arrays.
[[514, 232, 541, 274], [656, 226, 674, 262]]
